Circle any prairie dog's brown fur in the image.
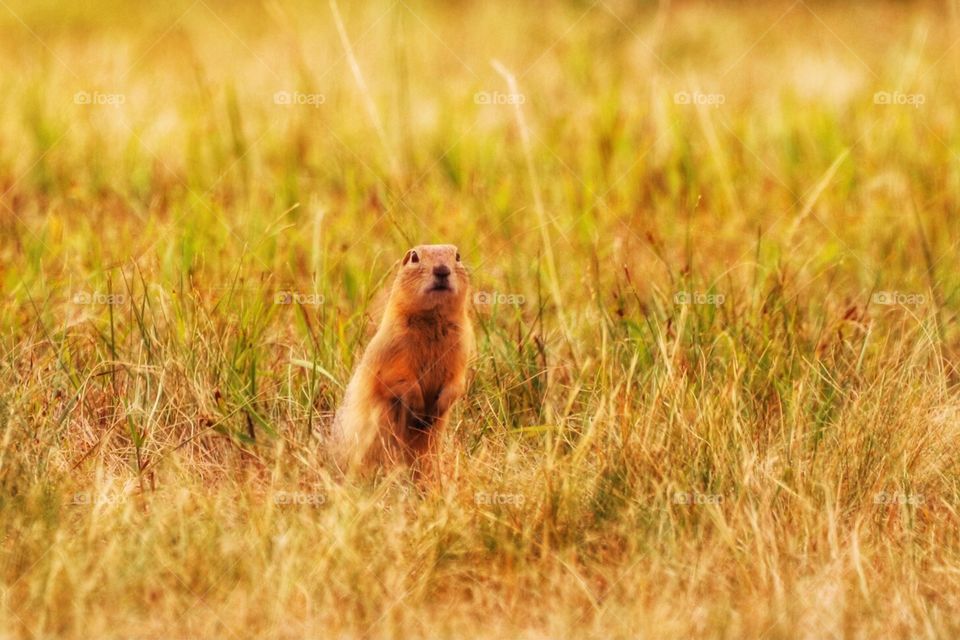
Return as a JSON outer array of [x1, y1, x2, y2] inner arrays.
[[332, 244, 473, 475]]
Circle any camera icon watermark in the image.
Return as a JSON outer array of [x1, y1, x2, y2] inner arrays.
[[473, 290, 525, 306], [74, 91, 126, 107], [70, 491, 127, 506], [475, 491, 525, 506], [274, 491, 326, 506], [474, 91, 525, 105], [273, 91, 326, 108], [672, 491, 723, 505], [871, 291, 925, 306], [72, 291, 126, 305], [274, 291, 324, 306], [873, 91, 925, 108], [673, 291, 725, 306], [673, 91, 725, 107]]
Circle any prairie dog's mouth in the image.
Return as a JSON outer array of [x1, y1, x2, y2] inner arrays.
[[427, 282, 452, 293]]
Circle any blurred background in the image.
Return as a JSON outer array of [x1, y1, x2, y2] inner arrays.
[[3, 0, 957, 302], [3, 2, 960, 637]]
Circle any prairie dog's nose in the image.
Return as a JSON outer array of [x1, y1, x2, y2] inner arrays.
[[433, 264, 451, 278]]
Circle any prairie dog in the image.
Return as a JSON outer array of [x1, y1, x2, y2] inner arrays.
[[332, 244, 473, 475]]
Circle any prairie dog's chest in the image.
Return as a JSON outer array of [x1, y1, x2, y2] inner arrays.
[[403, 314, 462, 390]]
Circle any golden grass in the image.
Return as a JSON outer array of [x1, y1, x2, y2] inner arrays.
[[3, 0, 960, 637]]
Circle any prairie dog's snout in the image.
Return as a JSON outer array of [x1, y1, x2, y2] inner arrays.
[[431, 264, 451, 290]]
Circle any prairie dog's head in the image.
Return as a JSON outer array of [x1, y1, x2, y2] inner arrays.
[[389, 244, 469, 316]]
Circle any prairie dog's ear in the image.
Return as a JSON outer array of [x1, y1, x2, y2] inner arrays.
[[402, 249, 420, 266]]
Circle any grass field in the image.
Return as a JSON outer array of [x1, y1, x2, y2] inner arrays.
[[3, 0, 960, 637]]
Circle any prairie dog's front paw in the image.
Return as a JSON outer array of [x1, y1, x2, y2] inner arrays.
[[435, 382, 465, 417]]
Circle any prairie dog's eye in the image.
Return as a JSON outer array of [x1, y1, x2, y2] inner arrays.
[[404, 250, 420, 266], [455, 252, 461, 262]]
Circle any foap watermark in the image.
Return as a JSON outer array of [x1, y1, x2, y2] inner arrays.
[[872, 291, 925, 306], [274, 491, 326, 506], [275, 291, 324, 306], [475, 491, 525, 506], [674, 291, 725, 306], [273, 91, 326, 108], [674, 91, 725, 107], [473, 291, 525, 306], [70, 491, 127, 506], [874, 492, 924, 506], [474, 91, 525, 105], [72, 291, 126, 305], [873, 91, 925, 108], [74, 91, 126, 107], [673, 491, 723, 505]]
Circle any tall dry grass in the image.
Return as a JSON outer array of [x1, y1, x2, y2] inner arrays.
[[2, 0, 960, 637]]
